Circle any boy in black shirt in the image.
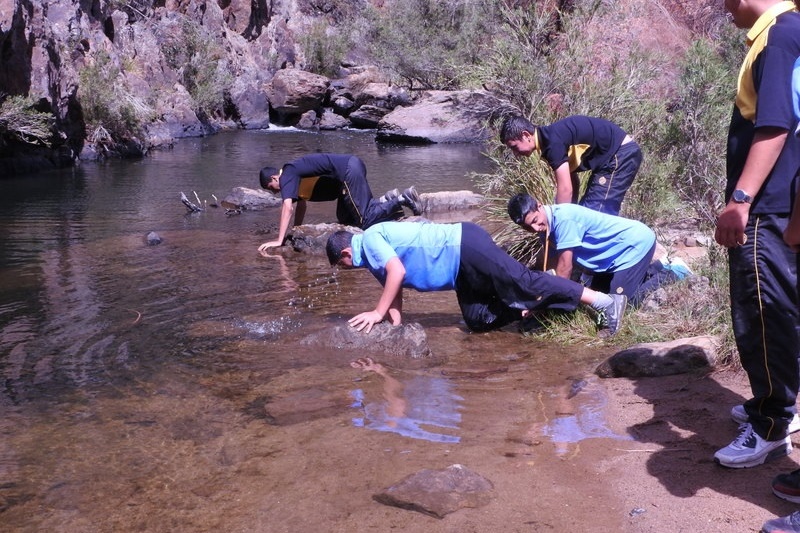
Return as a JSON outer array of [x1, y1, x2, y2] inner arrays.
[[258, 153, 421, 252], [500, 115, 642, 216]]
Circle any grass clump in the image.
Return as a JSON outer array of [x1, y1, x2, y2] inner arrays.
[[0, 95, 55, 147]]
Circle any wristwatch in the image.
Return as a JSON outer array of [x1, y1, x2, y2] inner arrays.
[[732, 189, 753, 204]]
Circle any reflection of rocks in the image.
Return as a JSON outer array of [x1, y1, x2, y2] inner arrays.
[[301, 321, 431, 359], [595, 335, 719, 378], [373, 464, 494, 519]]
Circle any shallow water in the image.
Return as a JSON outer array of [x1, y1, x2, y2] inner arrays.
[[0, 129, 628, 531]]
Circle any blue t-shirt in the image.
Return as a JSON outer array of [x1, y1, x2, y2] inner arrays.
[[351, 222, 462, 291], [546, 204, 655, 272]]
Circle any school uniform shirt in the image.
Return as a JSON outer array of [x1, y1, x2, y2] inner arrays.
[[535, 115, 628, 173], [350, 222, 462, 291], [278, 153, 351, 202], [544, 204, 655, 273], [727, 1, 800, 214]]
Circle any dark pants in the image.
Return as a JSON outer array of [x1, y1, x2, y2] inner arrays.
[[337, 156, 403, 228], [580, 141, 642, 216], [454, 223, 584, 331], [731, 213, 800, 440], [589, 242, 659, 307]]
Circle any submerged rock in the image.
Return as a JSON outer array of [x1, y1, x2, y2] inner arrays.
[[373, 464, 494, 519], [300, 321, 431, 359], [595, 335, 719, 378]]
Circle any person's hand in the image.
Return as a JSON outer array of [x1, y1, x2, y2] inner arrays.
[[258, 240, 282, 255], [714, 202, 749, 248], [348, 310, 385, 333]]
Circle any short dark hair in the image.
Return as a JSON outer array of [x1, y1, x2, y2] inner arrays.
[[326, 230, 354, 265], [499, 116, 538, 144], [259, 166, 280, 189], [507, 193, 539, 225]]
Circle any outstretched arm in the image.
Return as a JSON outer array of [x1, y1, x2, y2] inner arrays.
[[349, 256, 406, 333], [553, 162, 578, 204], [258, 197, 295, 253]]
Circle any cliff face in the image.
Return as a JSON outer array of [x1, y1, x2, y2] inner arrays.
[[0, 0, 333, 172]]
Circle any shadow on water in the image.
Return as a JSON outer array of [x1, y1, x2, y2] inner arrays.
[[0, 130, 629, 531]]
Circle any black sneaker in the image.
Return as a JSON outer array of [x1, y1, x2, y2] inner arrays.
[[773, 468, 800, 503], [400, 186, 423, 216], [597, 294, 627, 337]]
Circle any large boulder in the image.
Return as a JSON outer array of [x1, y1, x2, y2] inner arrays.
[[300, 321, 431, 359], [376, 90, 517, 144], [595, 335, 720, 378], [264, 68, 329, 125]]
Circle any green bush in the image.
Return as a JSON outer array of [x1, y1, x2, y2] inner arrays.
[[364, 0, 496, 89], [301, 20, 353, 78], [79, 52, 150, 142]]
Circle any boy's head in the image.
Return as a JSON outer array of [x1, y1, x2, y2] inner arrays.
[[326, 230, 355, 267], [499, 115, 538, 157], [259, 166, 281, 192], [508, 193, 546, 233]]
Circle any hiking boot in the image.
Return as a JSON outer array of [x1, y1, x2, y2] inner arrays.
[[399, 186, 423, 216], [597, 294, 627, 338], [773, 469, 800, 503], [762, 511, 800, 533], [379, 188, 400, 203], [730, 404, 800, 434], [714, 423, 792, 468]]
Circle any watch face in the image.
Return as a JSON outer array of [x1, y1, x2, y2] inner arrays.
[[733, 190, 749, 203]]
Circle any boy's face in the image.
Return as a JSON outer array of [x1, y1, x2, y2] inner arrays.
[[335, 248, 354, 269], [521, 205, 548, 233], [505, 130, 536, 157], [264, 174, 281, 192]]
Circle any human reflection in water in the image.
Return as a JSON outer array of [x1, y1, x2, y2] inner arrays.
[[259, 251, 299, 293], [349, 357, 461, 443]]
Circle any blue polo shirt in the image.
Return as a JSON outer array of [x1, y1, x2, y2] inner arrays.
[[545, 204, 655, 273], [726, 3, 800, 214], [351, 222, 462, 291], [793, 55, 800, 133]]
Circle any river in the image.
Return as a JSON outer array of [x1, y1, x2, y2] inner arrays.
[[0, 129, 627, 532]]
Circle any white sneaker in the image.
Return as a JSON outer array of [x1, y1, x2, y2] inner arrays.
[[714, 422, 792, 468], [730, 404, 800, 434]]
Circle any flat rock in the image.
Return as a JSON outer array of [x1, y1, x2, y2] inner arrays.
[[373, 464, 494, 519], [595, 335, 719, 378], [300, 321, 431, 359]]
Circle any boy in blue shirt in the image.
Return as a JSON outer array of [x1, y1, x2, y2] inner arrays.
[[500, 115, 641, 215], [507, 193, 682, 307], [325, 221, 627, 336]]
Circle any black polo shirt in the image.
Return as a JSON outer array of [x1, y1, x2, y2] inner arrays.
[[536, 115, 627, 173], [727, 5, 800, 214], [279, 153, 350, 202]]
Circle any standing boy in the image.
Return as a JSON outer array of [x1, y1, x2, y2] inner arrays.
[[499, 115, 642, 216], [325, 221, 627, 336], [711, 0, 800, 480], [258, 153, 421, 252]]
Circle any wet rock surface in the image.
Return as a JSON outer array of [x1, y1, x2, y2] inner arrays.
[[373, 464, 494, 519], [300, 321, 432, 359]]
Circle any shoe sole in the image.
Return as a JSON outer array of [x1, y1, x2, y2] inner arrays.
[[715, 442, 792, 469], [773, 486, 800, 504]]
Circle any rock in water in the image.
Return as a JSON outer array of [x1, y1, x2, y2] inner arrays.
[[373, 464, 494, 519]]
